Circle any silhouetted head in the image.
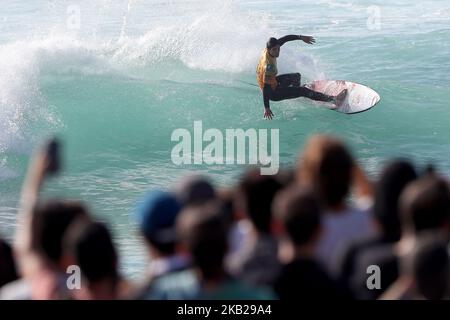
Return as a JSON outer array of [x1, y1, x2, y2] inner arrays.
[[374, 159, 418, 241], [400, 176, 450, 235], [134, 191, 182, 256], [174, 175, 216, 206], [177, 202, 228, 281], [402, 232, 449, 300], [273, 187, 322, 247], [64, 220, 118, 285], [235, 168, 283, 234], [297, 135, 354, 209], [31, 200, 90, 266]]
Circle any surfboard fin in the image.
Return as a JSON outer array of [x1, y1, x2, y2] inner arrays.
[[335, 89, 348, 106]]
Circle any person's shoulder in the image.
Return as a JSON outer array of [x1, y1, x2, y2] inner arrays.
[[357, 243, 397, 271], [341, 205, 371, 218], [275, 259, 350, 300], [327, 205, 374, 230], [336, 235, 384, 276], [198, 278, 276, 300], [351, 243, 399, 299], [137, 269, 200, 300], [0, 279, 32, 300], [278, 259, 326, 283], [230, 280, 276, 300], [364, 242, 396, 257]]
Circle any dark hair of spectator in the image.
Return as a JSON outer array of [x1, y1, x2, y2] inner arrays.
[[235, 169, 282, 233], [373, 160, 417, 242], [0, 238, 18, 288], [177, 202, 228, 280], [64, 220, 118, 284], [31, 200, 89, 264], [403, 232, 449, 300], [273, 187, 321, 246], [400, 177, 450, 234]]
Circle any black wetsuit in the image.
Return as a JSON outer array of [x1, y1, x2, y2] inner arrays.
[[262, 35, 335, 109]]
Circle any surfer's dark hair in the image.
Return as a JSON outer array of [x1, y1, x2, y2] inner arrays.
[[266, 37, 279, 49]]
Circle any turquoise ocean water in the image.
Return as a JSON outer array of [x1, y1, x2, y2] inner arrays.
[[0, 0, 449, 277]]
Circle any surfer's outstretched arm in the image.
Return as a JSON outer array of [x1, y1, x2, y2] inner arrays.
[[277, 34, 316, 46]]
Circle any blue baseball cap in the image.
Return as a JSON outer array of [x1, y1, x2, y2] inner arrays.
[[134, 191, 182, 244]]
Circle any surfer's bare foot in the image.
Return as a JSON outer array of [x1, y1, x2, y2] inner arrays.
[[334, 89, 348, 106]]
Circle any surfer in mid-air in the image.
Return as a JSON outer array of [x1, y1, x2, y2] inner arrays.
[[257, 35, 347, 119]]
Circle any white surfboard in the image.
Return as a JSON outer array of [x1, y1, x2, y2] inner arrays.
[[305, 80, 381, 114]]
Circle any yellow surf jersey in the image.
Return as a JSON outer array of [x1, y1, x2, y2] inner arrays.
[[256, 48, 278, 90]]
